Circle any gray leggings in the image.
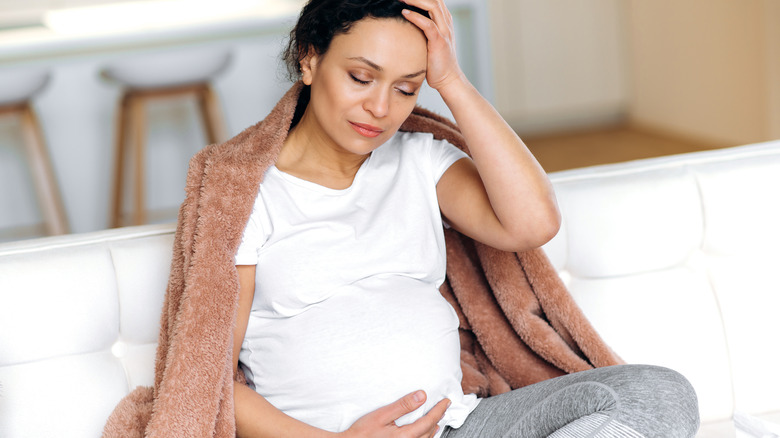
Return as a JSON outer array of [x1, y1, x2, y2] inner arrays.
[[442, 365, 699, 438]]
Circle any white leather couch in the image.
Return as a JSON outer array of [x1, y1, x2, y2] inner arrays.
[[2, 140, 780, 437]]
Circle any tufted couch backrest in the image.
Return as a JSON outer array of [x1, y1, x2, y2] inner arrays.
[[0, 224, 174, 437], [543, 139, 780, 435], [2, 140, 780, 437]]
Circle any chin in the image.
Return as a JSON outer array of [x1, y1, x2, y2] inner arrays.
[[341, 130, 396, 155], [343, 140, 383, 156]]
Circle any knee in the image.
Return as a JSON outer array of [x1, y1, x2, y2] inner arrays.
[[631, 365, 701, 437], [641, 365, 698, 406]]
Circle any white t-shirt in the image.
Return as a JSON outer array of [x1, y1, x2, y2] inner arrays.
[[235, 131, 479, 435]]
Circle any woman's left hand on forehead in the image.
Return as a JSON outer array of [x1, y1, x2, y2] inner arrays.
[[400, 0, 465, 92]]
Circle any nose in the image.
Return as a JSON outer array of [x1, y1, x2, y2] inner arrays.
[[363, 87, 390, 118]]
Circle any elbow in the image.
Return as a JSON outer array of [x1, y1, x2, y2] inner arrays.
[[534, 194, 562, 246], [528, 211, 562, 250], [541, 203, 563, 244], [522, 189, 562, 250], [537, 210, 562, 248], [501, 203, 562, 253]]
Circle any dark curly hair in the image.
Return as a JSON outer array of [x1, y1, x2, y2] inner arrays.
[[282, 0, 429, 81]]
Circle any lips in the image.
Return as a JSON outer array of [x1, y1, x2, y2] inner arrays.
[[349, 121, 384, 138]]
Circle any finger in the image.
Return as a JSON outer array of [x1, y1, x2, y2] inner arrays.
[[402, 8, 444, 44], [400, 2, 454, 46], [374, 390, 427, 424], [401, 399, 449, 437], [426, 398, 451, 421], [403, 8, 457, 59], [400, 0, 448, 22], [401, 0, 450, 32], [399, 398, 451, 437], [400, 0, 453, 36]]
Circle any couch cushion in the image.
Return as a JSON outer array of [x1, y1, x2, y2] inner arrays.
[[708, 256, 780, 415], [0, 224, 175, 436], [550, 165, 703, 279], [567, 265, 734, 422], [692, 147, 780, 417], [0, 244, 119, 366], [110, 233, 174, 344], [0, 352, 128, 438], [696, 154, 780, 256], [109, 232, 174, 390]]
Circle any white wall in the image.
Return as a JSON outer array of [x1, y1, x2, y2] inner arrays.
[[765, 0, 780, 141], [625, 0, 775, 146], [488, 0, 629, 135], [488, 0, 780, 145]]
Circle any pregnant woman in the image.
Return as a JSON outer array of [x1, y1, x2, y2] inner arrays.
[[229, 1, 700, 437]]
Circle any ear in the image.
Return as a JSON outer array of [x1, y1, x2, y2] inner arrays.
[[299, 50, 319, 86]]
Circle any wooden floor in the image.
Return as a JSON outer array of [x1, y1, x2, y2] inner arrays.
[[523, 125, 729, 173]]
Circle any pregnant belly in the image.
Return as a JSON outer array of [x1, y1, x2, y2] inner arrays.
[[242, 276, 465, 432]]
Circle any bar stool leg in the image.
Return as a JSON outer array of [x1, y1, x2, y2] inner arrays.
[[110, 94, 130, 228], [130, 94, 147, 226], [19, 103, 70, 236], [197, 84, 227, 144], [110, 82, 226, 228]]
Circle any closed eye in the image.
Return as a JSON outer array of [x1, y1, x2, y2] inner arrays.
[[350, 74, 370, 85], [351, 73, 417, 97]]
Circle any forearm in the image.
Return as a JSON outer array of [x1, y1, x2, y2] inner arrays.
[[235, 382, 336, 438], [438, 75, 560, 242]]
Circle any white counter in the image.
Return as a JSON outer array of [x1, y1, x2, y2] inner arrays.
[[0, 0, 305, 62], [0, 0, 492, 240]]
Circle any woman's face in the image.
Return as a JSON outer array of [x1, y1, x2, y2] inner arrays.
[[300, 17, 428, 156]]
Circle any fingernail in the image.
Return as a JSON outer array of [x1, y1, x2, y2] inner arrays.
[[413, 390, 425, 402]]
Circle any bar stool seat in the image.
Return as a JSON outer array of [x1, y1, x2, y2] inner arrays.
[[103, 49, 231, 89], [103, 47, 231, 228], [0, 68, 70, 236]]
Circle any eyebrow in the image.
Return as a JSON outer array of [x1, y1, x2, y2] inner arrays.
[[349, 56, 426, 79]]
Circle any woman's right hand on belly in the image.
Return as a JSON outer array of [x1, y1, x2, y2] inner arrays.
[[340, 390, 450, 438]]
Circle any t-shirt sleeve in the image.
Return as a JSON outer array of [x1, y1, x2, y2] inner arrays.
[[430, 137, 469, 183], [235, 193, 271, 265]]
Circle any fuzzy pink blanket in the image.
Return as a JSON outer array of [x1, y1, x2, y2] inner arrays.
[[103, 82, 621, 437]]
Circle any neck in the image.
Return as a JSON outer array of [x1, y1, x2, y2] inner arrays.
[[278, 107, 369, 187]]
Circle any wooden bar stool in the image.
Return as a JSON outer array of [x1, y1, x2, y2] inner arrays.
[[103, 48, 231, 228], [0, 68, 70, 236]]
